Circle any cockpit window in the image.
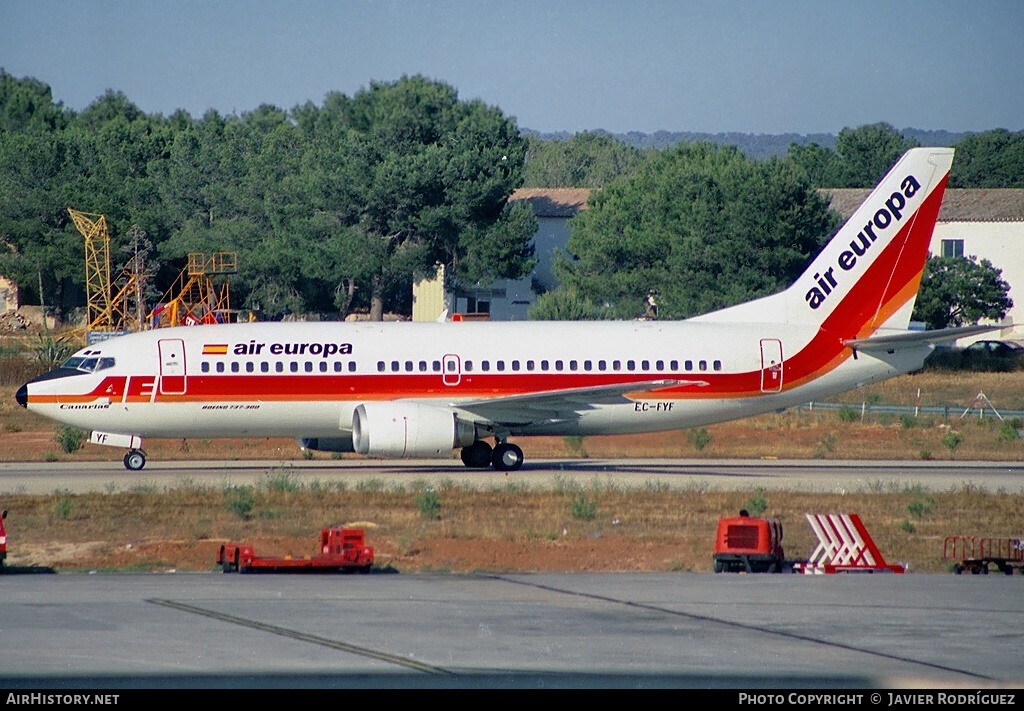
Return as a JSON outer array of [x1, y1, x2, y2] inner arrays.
[[60, 356, 116, 373]]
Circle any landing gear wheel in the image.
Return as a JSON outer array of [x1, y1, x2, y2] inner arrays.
[[460, 441, 493, 468], [491, 442, 524, 471], [123, 449, 146, 471]]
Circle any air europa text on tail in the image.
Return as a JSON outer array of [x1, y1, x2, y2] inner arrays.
[[804, 174, 922, 310]]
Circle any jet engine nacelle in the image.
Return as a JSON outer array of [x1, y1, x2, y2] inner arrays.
[[297, 437, 355, 453], [352, 402, 476, 458]]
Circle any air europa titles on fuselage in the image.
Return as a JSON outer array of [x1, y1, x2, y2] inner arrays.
[[231, 341, 354, 358], [804, 174, 922, 310]]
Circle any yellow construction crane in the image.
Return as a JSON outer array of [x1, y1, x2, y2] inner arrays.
[[149, 252, 236, 327], [67, 208, 114, 332], [68, 208, 151, 340]]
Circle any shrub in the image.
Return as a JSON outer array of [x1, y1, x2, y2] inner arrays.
[[52, 496, 74, 520], [570, 493, 597, 521], [837, 406, 858, 423], [415, 489, 442, 520], [225, 486, 256, 520], [54, 426, 87, 454], [942, 432, 962, 453], [691, 428, 712, 451], [907, 497, 935, 519], [746, 488, 768, 516]]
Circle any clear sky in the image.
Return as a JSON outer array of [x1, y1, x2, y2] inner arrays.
[[1, 0, 1021, 135]]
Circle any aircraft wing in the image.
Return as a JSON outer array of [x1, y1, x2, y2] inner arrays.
[[448, 378, 707, 426], [844, 324, 1003, 352]]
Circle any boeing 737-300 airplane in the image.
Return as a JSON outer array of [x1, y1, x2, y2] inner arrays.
[[17, 147, 991, 471]]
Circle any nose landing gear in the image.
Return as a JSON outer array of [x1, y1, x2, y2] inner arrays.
[[123, 449, 147, 471]]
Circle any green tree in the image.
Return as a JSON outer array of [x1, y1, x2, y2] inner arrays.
[[523, 132, 651, 187], [786, 142, 845, 187], [834, 123, 919, 187], [553, 143, 838, 319], [528, 287, 609, 320], [323, 76, 536, 320], [0, 70, 70, 133], [912, 255, 1013, 329], [787, 123, 920, 188], [950, 129, 1024, 188]]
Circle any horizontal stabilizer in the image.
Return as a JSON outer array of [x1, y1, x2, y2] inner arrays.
[[844, 323, 1003, 351]]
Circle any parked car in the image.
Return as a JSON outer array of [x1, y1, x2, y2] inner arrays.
[[962, 340, 1024, 360], [924, 339, 1024, 371]]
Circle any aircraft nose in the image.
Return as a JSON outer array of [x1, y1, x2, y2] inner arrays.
[[16, 384, 27, 408]]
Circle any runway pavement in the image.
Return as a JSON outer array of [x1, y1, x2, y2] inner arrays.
[[0, 569, 1021, 689], [1, 457, 1023, 494]]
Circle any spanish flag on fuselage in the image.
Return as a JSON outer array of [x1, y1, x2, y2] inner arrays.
[[202, 344, 229, 355]]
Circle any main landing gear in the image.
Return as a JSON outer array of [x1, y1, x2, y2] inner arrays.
[[123, 449, 147, 471], [460, 440, 524, 471]]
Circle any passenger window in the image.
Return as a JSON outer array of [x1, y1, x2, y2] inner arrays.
[[670, 360, 678, 370], [261, 362, 269, 373], [685, 360, 693, 371], [290, 362, 299, 373], [527, 360, 535, 371], [377, 361, 385, 372], [541, 360, 549, 370], [391, 361, 399, 372], [598, 360, 606, 371], [334, 362, 342, 372], [497, 360, 505, 372], [216, 362, 225, 373], [627, 360, 635, 370], [447, 360, 457, 372], [432, 361, 441, 372], [713, 360, 722, 371], [555, 360, 563, 371], [276, 362, 284, 373], [201, 362, 210, 373], [319, 361, 328, 373], [231, 362, 239, 373], [465, 360, 473, 371], [656, 360, 664, 371], [699, 360, 707, 371], [246, 362, 254, 373], [569, 360, 578, 370], [613, 360, 621, 370], [641, 360, 650, 371], [404, 361, 413, 372], [512, 360, 520, 371], [348, 362, 357, 372], [419, 361, 427, 372], [482, 360, 490, 371], [583, 360, 592, 371]]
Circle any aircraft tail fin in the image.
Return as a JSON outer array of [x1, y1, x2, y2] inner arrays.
[[694, 147, 953, 338]]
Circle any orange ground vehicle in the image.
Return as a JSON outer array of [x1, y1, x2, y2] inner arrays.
[[217, 527, 374, 574], [713, 511, 784, 573]]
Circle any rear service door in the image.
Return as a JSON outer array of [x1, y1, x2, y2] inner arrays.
[[158, 338, 187, 395], [759, 338, 783, 393]]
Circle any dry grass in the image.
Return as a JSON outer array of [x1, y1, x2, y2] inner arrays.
[[3, 477, 1020, 575]]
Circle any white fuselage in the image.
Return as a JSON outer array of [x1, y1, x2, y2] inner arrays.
[[23, 319, 929, 441]]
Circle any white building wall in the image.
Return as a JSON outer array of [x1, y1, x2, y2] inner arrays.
[[929, 222, 1024, 342]]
